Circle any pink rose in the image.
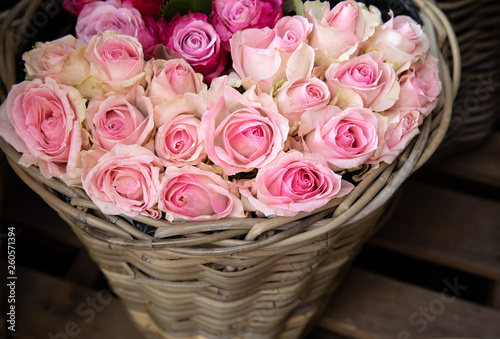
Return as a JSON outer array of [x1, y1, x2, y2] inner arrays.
[[305, 0, 381, 62], [299, 106, 386, 170], [274, 76, 331, 124], [81, 144, 163, 218], [144, 59, 206, 106], [153, 94, 207, 167], [210, 0, 283, 50], [22, 35, 90, 86], [368, 13, 430, 73], [164, 13, 228, 83], [370, 108, 422, 164], [0, 78, 89, 185], [76, 0, 157, 50], [325, 51, 400, 112], [201, 77, 289, 175], [86, 31, 145, 94], [395, 54, 441, 116], [230, 16, 310, 93], [238, 151, 354, 217], [157, 166, 245, 222], [85, 86, 155, 151]]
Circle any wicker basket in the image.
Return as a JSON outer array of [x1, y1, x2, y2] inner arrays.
[[0, 0, 460, 338], [434, 0, 500, 157]]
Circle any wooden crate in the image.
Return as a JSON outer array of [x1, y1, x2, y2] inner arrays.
[[2, 130, 500, 339]]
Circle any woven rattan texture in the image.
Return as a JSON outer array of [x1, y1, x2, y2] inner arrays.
[[0, 0, 460, 338], [435, 0, 500, 157]]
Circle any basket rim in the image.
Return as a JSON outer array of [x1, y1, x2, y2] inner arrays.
[[0, 0, 460, 255]]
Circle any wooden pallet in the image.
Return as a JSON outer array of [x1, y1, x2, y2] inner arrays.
[[2, 131, 500, 339]]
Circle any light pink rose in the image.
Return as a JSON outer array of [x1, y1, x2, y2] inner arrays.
[[86, 31, 145, 94], [305, 0, 381, 62], [368, 13, 430, 73], [325, 51, 400, 112], [0, 78, 89, 185], [230, 16, 310, 93], [201, 77, 289, 175], [144, 59, 206, 106], [157, 166, 245, 221], [22, 35, 90, 86], [238, 151, 354, 217], [81, 144, 163, 218], [153, 94, 207, 167], [164, 13, 228, 83], [210, 0, 283, 50], [274, 76, 331, 124], [299, 106, 386, 170], [75, 0, 157, 50], [396, 53, 441, 116], [370, 108, 422, 164], [85, 86, 155, 151]]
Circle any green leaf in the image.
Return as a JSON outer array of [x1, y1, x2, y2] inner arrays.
[[282, 0, 305, 16], [161, 0, 213, 22]]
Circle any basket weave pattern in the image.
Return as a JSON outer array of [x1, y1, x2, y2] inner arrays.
[[0, 0, 460, 338]]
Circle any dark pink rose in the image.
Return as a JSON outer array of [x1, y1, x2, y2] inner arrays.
[[238, 151, 354, 217], [63, 0, 96, 16], [210, 0, 283, 50], [157, 166, 245, 222], [165, 12, 228, 83], [81, 144, 163, 218], [123, 0, 163, 18], [0, 78, 89, 185], [299, 106, 386, 170]]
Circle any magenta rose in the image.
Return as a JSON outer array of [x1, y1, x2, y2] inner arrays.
[[123, 0, 163, 18], [238, 151, 354, 217], [86, 86, 155, 151], [75, 0, 157, 50], [368, 13, 430, 73], [201, 77, 289, 175], [86, 31, 145, 94], [164, 12, 228, 83], [81, 144, 163, 218], [230, 16, 310, 93], [210, 0, 283, 50], [299, 106, 386, 170], [22, 35, 89, 86], [325, 51, 400, 112], [0, 78, 89, 185], [63, 0, 95, 16], [370, 108, 422, 164], [144, 59, 206, 105], [153, 94, 207, 167], [157, 166, 245, 222], [305, 0, 381, 62], [395, 54, 441, 116], [274, 76, 331, 124]]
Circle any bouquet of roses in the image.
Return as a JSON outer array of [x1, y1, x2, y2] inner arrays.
[[0, 0, 441, 223]]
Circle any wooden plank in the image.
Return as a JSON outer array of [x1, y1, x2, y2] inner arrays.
[[368, 180, 500, 281], [431, 131, 500, 189], [318, 268, 500, 338], [12, 264, 145, 339], [1, 163, 83, 250]]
